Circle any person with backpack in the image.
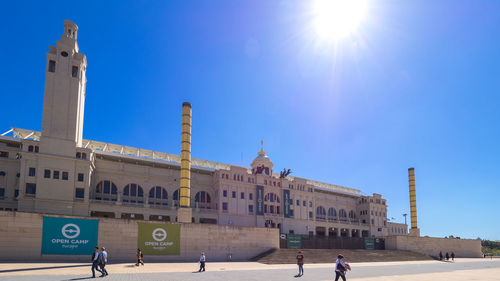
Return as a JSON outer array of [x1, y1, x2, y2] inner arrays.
[[296, 251, 304, 276], [136, 248, 144, 266], [335, 254, 350, 281], [91, 246, 103, 278]]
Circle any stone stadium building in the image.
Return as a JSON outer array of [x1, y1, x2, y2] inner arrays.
[[0, 21, 408, 239]]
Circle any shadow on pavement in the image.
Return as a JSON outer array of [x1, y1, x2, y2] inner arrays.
[[0, 264, 87, 274]]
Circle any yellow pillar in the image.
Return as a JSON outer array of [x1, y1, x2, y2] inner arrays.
[[180, 102, 192, 208], [408, 167, 420, 236]]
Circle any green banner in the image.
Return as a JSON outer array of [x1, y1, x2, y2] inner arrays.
[[287, 234, 302, 249], [364, 237, 375, 250], [138, 223, 180, 255], [41, 216, 99, 255]]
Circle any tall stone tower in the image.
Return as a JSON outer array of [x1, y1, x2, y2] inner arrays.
[[18, 21, 90, 216], [40, 20, 87, 156]]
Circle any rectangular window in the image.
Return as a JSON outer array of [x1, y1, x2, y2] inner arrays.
[[44, 169, 51, 179], [25, 183, 36, 195], [53, 171, 59, 179], [0, 151, 8, 158], [249, 193, 253, 200], [48, 60, 56, 72], [29, 167, 36, 177], [72, 66, 79, 78], [309, 201, 312, 207], [290, 209, 294, 217], [309, 211, 313, 219], [222, 202, 228, 212], [277, 206, 280, 214], [240, 192, 245, 199], [34, 146, 39, 153], [14, 189, 19, 199], [75, 188, 85, 199], [303, 200, 306, 206], [78, 173, 84, 182], [248, 205, 254, 214], [62, 172, 68, 180], [232, 191, 236, 198], [270, 205, 274, 213], [223, 190, 227, 197], [371, 219, 374, 225], [296, 200, 299, 206], [0, 188, 5, 198]]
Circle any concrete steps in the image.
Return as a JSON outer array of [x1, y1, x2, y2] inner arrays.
[[251, 249, 433, 264]]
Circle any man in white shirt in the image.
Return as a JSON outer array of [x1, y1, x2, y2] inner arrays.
[[99, 247, 109, 277], [198, 252, 206, 272]]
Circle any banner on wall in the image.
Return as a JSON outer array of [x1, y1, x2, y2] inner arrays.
[[138, 223, 180, 255], [41, 216, 99, 255], [283, 189, 291, 218], [256, 185, 264, 216]]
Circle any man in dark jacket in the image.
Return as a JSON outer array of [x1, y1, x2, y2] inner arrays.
[[91, 246, 103, 278]]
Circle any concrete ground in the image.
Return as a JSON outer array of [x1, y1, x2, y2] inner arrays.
[[0, 258, 499, 281]]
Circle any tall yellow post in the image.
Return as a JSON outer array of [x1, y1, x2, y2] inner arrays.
[[177, 102, 193, 223], [408, 168, 420, 236]]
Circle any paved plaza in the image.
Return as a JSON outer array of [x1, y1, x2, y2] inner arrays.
[[0, 258, 499, 281]]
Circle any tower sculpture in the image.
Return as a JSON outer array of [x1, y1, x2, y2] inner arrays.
[[177, 102, 193, 223], [408, 167, 420, 236]]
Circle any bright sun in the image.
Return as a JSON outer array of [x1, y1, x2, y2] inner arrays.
[[313, 0, 368, 40]]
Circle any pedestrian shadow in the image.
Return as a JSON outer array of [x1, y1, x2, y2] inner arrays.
[[64, 277, 94, 281], [0, 264, 87, 274]]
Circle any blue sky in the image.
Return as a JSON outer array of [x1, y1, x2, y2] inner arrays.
[[1, 1, 499, 240]]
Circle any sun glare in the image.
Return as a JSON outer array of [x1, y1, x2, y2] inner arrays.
[[314, 0, 368, 40]]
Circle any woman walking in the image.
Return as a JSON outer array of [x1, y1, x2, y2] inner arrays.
[[136, 248, 144, 266], [334, 254, 350, 281]]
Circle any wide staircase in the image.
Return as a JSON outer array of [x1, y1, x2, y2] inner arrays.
[[251, 249, 432, 264]]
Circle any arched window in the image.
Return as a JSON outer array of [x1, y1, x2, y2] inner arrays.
[[328, 207, 337, 222], [264, 192, 281, 214], [172, 189, 180, 206], [28, 145, 34, 152], [94, 180, 118, 201], [122, 183, 144, 204], [194, 191, 212, 209], [316, 206, 326, 220], [339, 209, 347, 219], [348, 210, 356, 219], [148, 186, 168, 206]]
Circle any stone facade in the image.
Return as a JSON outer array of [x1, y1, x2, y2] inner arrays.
[[385, 235, 482, 258], [0, 210, 278, 261], [0, 21, 404, 240]]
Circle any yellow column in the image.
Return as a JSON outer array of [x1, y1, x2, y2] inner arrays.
[[408, 168, 417, 229], [180, 102, 191, 208]]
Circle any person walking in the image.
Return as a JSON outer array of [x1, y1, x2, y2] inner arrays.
[[99, 247, 109, 277], [335, 254, 349, 281], [136, 248, 144, 266], [445, 252, 450, 261], [198, 252, 206, 272], [451, 252, 455, 261], [296, 251, 304, 276], [91, 246, 103, 278], [439, 251, 443, 261]]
